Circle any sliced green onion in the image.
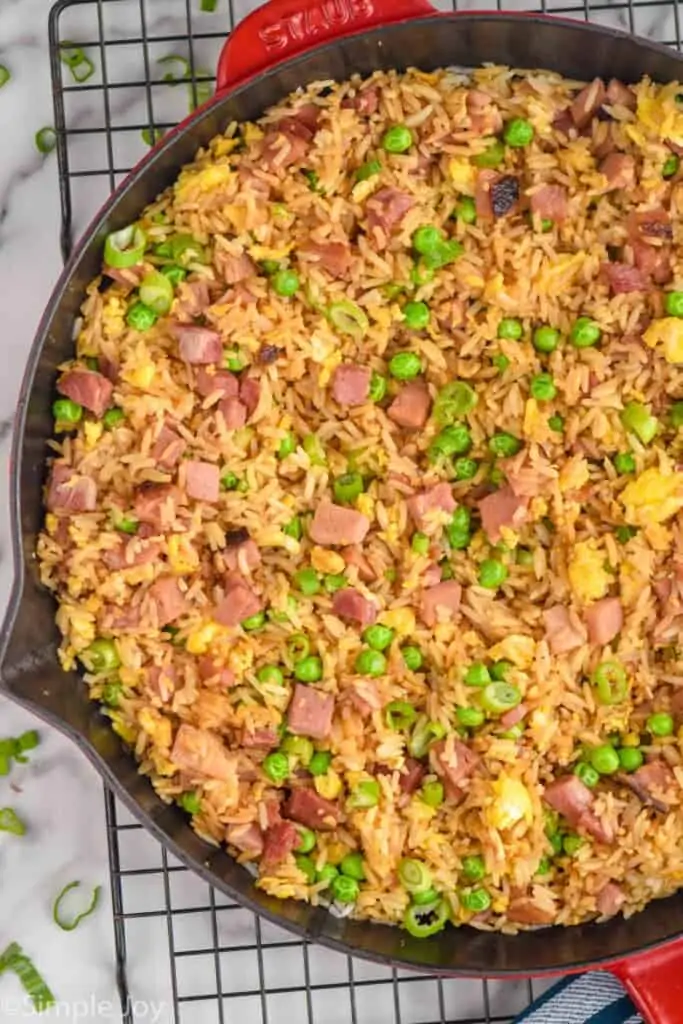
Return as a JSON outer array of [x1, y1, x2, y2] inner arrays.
[[71, 55, 95, 83], [593, 661, 629, 705], [35, 127, 57, 155], [0, 943, 55, 1011], [52, 881, 101, 931], [0, 66, 10, 88], [327, 300, 369, 339], [286, 634, 310, 664], [142, 126, 164, 147], [403, 899, 449, 938], [408, 715, 446, 758], [399, 858, 433, 894], [481, 682, 521, 715], [139, 270, 174, 315], [104, 224, 147, 268], [303, 433, 326, 466], [620, 401, 658, 445], [189, 70, 213, 111], [432, 381, 478, 427], [0, 808, 25, 835], [347, 779, 380, 809], [385, 701, 417, 731], [200, 0, 218, 9], [157, 54, 191, 83]]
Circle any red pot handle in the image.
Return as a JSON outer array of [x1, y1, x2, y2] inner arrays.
[[216, 0, 438, 94], [610, 937, 683, 1023]]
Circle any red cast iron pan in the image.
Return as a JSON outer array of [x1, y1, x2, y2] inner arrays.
[[4, 1, 683, 1018]]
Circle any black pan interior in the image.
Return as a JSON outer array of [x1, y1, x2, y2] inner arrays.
[[4, 14, 683, 974]]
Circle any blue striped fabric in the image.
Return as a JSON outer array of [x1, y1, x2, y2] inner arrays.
[[513, 972, 643, 1024]]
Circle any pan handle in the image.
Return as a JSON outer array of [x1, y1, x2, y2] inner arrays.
[[215, 0, 438, 95], [610, 938, 683, 1023]]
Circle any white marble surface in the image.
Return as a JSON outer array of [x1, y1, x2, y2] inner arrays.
[[0, 0, 673, 1019]]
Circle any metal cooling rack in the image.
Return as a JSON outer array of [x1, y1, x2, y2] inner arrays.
[[45, 0, 680, 1019]]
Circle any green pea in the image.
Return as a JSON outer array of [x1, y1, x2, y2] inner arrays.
[[548, 414, 565, 433], [324, 573, 347, 593], [316, 864, 339, 887], [389, 350, 423, 379], [532, 325, 560, 353], [242, 611, 266, 631], [536, 856, 552, 876], [262, 751, 290, 783], [562, 834, 584, 857], [460, 887, 491, 912], [492, 354, 510, 373], [161, 264, 187, 287], [429, 424, 472, 463], [281, 736, 314, 765], [293, 656, 323, 683], [488, 432, 522, 458], [381, 124, 413, 153], [464, 662, 490, 687], [589, 744, 620, 775], [614, 452, 636, 474], [52, 398, 83, 426], [454, 195, 477, 224], [411, 261, 435, 287], [220, 470, 239, 491], [570, 317, 601, 348], [647, 712, 674, 737], [490, 660, 512, 681], [102, 681, 123, 707], [331, 874, 360, 903], [340, 852, 365, 880], [663, 154, 680, 178], [402, 302, 430, 331], [362, 624, 394, 651], [474, 138, 505, 168], [456, 705, 485, 728], [497, 318, 523, 340], [453, 457, 479, 481], [103, 407, 125, 429], [126, 301, 157, 331], [309, 750, 332, 776], [462, 854, 485, 882], [295, 854, 317, 882], [356, 159, 382, 181], [478, 559, 508, 590], [413, 225, 443, 255], [179, 791, 202, 814], [272, 268, 299, 297], [80, 639, 120, 673], [278, 432, 296, 458], [369, 371, 387, 403], [282, 518, 303, 544], [256, 664, 284, 686], [664, 291, 683, 318], [420, 780, 444, 807], [354, 649, 387, 677], [618, 746, 644, 772], [574, 762, 600, 788], [540, 218, 553, 233], [296, 827, 317, 854], [224, 347, 247, 372], [503, 117, 534, 147], [333, 472, 364, 505], [402, 645, 423, 671], [411, 532, 430, 555], [294, 568, 321, 597], [530, 373, 557, 401]]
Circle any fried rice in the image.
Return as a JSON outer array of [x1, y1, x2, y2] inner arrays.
[[36, 64, 683, 935]]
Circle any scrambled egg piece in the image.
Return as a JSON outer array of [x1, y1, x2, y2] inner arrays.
[[559, 455, 589, 494], [175, 162, 233, 200], [486, 776, 533, 831], [568, 539, 611, 603], [523, 398, 550, 444], [380, 608, 416, 636], [357, 493, 376, 521], [314, 770, 342, 800], [167, 535, 200, 575], [643, 318, 683, 364], [187, 621, 226, 655], [488, 634, 535, 670], [448, 158, 475, 194], [83, 421, 103, 450], [311, 547, 345, 575], [248, 243, 293, 262], [138, 708, 172, 749], [101, 294, 127, 340], [621, 467, 683, 525], [122, 346, 156, 390], [637, 78, 683, 147]]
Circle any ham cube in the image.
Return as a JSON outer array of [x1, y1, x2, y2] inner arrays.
[[309, 501, 370, 546], [478, 486, 528, 543], [419, 581, 462, 627], [407, 482, 456, 530], [57, 369, 113, 417], [387, 382, 431, 428], [184, 461, 220, 503], [171, 723, 234, 782], [584, 597, 623, 646], [287, 684, 334, 739], [150, 576, 187, 626], [331, 364, 371, 406], [213, 577, 262, 628], [332, 588, 377, 626], [285, 788, 340, 831]]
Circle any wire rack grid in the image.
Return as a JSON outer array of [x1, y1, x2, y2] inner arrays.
[[45, 0, 674, 1020]]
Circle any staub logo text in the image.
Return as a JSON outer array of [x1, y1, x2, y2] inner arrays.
[[259, 0, 375, 51]]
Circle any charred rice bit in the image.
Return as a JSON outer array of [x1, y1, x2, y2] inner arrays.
[[38, 66, 683, 935]]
